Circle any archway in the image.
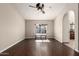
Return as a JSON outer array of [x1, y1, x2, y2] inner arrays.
[[63, 10, 75, 49]]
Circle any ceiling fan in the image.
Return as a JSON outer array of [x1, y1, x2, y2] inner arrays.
[[29, 3, 45, 14]]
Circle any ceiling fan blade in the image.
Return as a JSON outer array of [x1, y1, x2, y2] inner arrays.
[[29, 5, 36, 8], [41, 10, 45, 14]]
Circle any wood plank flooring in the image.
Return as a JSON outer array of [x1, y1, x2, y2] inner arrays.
[[0, 39, 79, 56]]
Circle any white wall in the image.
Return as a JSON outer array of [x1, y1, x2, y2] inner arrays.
[[54, 3, 78, 51], [25, 20, 54, 39], [63, 11, 75, 43], [78, 7, 79, 51], [63, 13, 70, 42], [54, 14, 63, 42], [0, 4, 25, 53]]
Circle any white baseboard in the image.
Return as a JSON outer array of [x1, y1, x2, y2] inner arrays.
[[55, 39, 62, 43], [74, 49, 79, 52], [0, 39, 24, 53], [25, 37, 35, 39]]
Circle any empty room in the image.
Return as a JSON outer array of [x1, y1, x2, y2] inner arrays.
[[0, 3, 79, 56]]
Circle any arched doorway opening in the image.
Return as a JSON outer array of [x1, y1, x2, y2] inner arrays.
[[63, 10, 75, 49]]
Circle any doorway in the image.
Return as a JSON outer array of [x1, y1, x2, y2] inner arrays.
[[69, 11, 75, 40], [63, 10, 75, 49]]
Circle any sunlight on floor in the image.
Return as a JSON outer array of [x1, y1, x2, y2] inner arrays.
[[35, 39, 50, 42]]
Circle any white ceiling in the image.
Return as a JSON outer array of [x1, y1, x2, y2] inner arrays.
[[13, 3, 67, 20]]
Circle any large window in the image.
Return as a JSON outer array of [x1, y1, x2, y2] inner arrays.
[[35, 24, 47, 34]]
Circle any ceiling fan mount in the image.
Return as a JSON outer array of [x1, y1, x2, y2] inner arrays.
[[29, 3, 45, 14]]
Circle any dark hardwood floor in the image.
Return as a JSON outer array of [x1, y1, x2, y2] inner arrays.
[[0, 38, 79, 56]]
